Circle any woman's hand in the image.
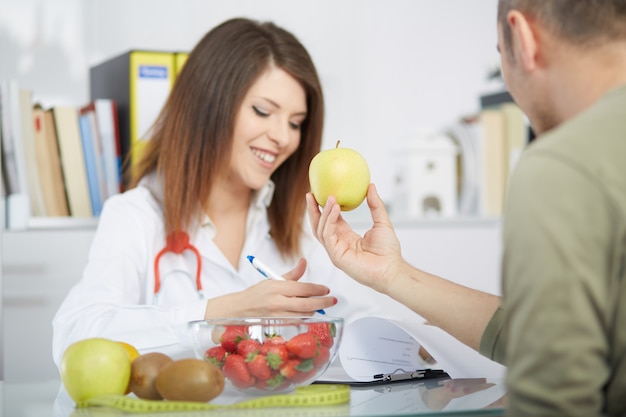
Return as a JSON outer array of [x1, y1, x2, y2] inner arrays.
[[203, 258, 335, 318]]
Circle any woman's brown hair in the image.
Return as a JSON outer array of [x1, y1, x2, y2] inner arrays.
[[131, 18, 324, 258]]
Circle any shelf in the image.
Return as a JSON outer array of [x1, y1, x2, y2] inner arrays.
[[7, 217, 99, 231], [386, 215, 500, 228], [5, 215, 500, 233], [344, 211, 501, 229]]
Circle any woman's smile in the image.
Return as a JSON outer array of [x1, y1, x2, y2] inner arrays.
[[250, 146, 278, 166]]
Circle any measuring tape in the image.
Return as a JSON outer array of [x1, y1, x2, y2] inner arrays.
[[77, 384, 350, 413]]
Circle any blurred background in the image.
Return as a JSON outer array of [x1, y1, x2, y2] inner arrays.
[[0, 0, 502, 201]]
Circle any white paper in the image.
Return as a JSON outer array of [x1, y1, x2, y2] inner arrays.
[[393, 319, 506, 379], [338, 316, 428, 381], [319, 316, 506, 383]]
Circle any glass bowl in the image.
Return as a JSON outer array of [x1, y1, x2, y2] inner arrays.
[[188, 317, 343, 394]]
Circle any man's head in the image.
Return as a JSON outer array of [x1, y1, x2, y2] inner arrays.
[[497, 0, 626, 134], [498, 0, 626, 56]]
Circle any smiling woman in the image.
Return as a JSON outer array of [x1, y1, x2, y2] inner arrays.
[[229, 66, 307, 195], [50, 17, 417, 370]]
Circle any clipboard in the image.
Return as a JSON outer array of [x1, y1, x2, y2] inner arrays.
[[314, 368, 450, 387]]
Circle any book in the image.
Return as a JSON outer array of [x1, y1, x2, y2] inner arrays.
[[93, 99, 122, 196], [478, 108, 506, 217], [500, 102, 528, 186], [1, 79, 31, 229], [32, 106, 69, 216], [52, 106, 92, 218], [79, 102, 108, 216], [18, 89, 47, 217], [90, 50, 176, 186], [446, 117, 483, 216]]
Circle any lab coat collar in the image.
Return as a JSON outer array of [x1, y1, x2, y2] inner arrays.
[[140, 173, 274, 269], [139, 173, 275, 223]]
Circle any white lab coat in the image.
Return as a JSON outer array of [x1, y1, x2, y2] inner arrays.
[[52, 178, 418, 367]]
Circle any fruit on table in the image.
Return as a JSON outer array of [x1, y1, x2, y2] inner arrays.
[[308, 140, 370, 211], [286, 333, 319, 359], [307, 322, 335, 348], [223, 353, 256, 389], [116, 341, 140, 394], [155, 358, 225, 402], [60, 337, 131, 403], [117, 341, 140, 362], [204, 324, 337, 392], [129, 352, 174, 400]]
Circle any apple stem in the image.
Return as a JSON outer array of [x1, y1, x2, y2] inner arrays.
[[336, 140, 341, 148]]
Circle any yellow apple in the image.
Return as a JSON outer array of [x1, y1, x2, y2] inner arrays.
[[309, 141, 370, 211], [60, 337, 131, 404]]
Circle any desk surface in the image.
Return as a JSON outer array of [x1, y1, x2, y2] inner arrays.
[[2, 377, 506, 417]]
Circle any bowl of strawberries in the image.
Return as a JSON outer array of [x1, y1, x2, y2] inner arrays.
[[188, 317, 343, 393]]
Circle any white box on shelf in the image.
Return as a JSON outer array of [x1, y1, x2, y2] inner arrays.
[[392, 130, 459, 219]]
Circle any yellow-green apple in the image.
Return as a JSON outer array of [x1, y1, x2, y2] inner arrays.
[[309, 141, 370, 211], [60, 337, 131, 404]]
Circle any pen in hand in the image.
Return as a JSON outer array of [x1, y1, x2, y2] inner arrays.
[[246, 255, 326, 315]]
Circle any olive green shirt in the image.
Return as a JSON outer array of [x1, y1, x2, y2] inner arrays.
[[479, 84, 626, 417]]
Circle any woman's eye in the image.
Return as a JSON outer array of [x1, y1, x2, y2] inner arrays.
[[252, 106, 269, 117], [289, 121, 301, 130]]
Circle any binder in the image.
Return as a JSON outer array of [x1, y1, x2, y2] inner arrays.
[[90, 50, 176, 187], [174, 52, 189, 76]]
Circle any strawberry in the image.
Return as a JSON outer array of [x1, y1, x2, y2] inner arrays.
[[264, 334, 286, 345], [292, 366, 317, 383], [255, 373, 289, 391], [286, 333, 319, 359], [279, 358, 302, 380], [204, 345, 228, 368], [220, 325, 249, 353], [313, 345, 331, 368], [222, 353, 255, 388], [246, 353, 272, 380], [280, 358, 315, 381], [308, 322, 335, 348], [237, 339, 261, 357], [260, 343, 290, 370]]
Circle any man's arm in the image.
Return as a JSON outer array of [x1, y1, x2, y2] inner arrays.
[[306, 184, 500, 351]]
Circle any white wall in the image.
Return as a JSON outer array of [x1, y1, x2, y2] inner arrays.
[[0, 0, 502, 200]]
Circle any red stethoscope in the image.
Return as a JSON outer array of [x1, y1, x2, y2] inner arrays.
[[153, 231, 203, 304]]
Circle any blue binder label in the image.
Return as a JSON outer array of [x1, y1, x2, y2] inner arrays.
[[139, 65, 168, 79]]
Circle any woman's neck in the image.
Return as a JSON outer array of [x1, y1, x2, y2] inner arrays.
[[207, 182, 252, 269], [207, 180, 252, 218]]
